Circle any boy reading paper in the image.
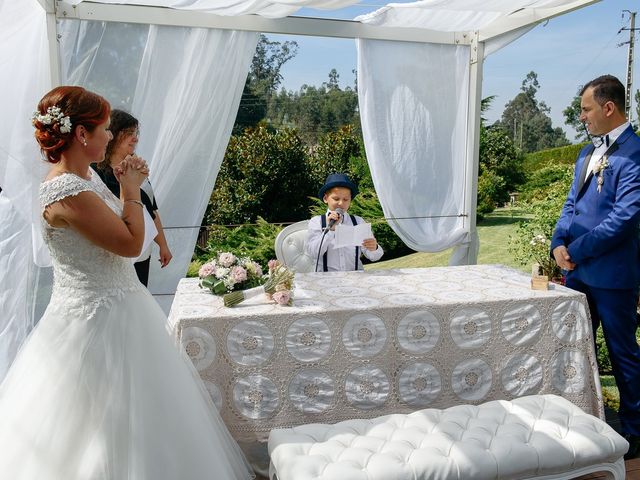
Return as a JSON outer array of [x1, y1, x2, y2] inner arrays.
[[306, 173, 383, 272]]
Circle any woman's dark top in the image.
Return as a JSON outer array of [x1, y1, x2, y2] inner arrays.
[[91, 164, 156, 219]]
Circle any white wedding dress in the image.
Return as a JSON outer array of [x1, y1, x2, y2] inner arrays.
[[0, 171, 253, 479]]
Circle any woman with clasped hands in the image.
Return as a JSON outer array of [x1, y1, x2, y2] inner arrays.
[[0, 86, 252, 479], [95, 109, 173, 286]]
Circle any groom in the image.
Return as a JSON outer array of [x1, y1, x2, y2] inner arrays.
[[551, 75, 640, 460]]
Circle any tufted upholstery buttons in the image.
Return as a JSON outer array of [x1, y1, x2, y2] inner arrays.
[[274, 221, 316, 273], [268, 394, 628, 480]]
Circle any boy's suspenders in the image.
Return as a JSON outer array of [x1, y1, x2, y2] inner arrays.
[[319, 214, 360, 272]]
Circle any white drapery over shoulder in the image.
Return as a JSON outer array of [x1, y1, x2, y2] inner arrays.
[[356, 40, 470, 252]]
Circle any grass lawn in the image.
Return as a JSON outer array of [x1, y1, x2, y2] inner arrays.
[[366, 207, 531, 271]]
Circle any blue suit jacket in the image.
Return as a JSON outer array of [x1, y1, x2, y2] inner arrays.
[[551, 125, 640, 289]]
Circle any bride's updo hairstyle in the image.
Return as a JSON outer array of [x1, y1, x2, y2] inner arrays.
[[33, 86, 110, 163]]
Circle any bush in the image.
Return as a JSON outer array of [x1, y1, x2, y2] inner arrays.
[[207, 125, 313, 225], [479, 127, 525, 208], [186, 259, 202, 278], [477, 169, 505, 217], [522, 142, 587, 174], [595, 327, 612, 374], [307, 125, 371, 192], [508, 166, 572, 277], [601, 385, 620, 411], [198, 217, 281, 269], [519, 163, 573, 202]]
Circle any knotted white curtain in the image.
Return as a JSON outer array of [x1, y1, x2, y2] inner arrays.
[[130, 27, 258, 312]]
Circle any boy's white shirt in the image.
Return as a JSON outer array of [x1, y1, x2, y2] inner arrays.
[[305, 211, 383, 272]]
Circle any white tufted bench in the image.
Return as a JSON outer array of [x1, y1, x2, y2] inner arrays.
[[268, 394, 628, 480]]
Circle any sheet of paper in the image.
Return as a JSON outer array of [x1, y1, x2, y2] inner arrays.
[[334, 222, 373, 248]]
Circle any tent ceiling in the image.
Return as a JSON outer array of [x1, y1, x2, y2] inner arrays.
[[49, 0, 599, 43]]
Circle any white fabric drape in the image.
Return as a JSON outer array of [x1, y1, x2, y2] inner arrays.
[[357, 39, 470, 252], [0, 14, 256, 379], [131, 26, 258, 312], [58, 20, 257, 313], [354, 0, 570, 254], [70, 0, 359, 18], [0, 0, 53, 381], [356, 0, 587, 33]]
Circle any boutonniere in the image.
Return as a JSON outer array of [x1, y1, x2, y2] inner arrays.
[[593, 156, 610, 193]]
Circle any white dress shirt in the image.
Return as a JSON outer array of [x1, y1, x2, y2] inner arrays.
[[584, 122, 630, 182], [305, 212, 384, 272]]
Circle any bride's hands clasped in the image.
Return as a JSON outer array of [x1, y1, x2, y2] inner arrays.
[[114, 154, 148, 188]]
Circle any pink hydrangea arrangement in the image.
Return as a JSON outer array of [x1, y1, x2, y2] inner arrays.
[[223, 259, 295, 307], [199, 252, 263, 295]]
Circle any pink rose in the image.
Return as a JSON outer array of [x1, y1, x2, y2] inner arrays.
[[218, 252, 236, 268], [231, 265, 247, 283], [198, 262, 216, 278], [272, 290, 291, 305], [268, 259, 279, 273], [253, 262, 263, 278]]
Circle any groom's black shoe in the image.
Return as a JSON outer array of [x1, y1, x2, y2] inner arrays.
[[624, 434, 640, 460]]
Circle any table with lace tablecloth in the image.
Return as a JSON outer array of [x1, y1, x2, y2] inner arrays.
[[168, 264, 603, 470]]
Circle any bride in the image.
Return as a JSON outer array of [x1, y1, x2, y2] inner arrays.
[[0, 86, 253, 479]]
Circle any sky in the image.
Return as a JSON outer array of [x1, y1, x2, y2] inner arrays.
[[269, 0, 639, 140]]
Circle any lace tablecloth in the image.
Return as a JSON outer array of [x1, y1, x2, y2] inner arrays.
[[168, 265, 603, 445]]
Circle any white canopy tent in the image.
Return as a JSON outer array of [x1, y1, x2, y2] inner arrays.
[[0, 0, 599, 381]]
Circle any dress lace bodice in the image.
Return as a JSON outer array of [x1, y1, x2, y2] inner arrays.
[[39, 170, 144, 311]]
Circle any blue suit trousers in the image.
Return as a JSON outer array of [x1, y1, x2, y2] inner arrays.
[[566, 277, 640, 435]]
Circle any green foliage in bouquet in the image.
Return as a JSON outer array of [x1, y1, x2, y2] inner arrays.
[[198, 252, 264, 295]]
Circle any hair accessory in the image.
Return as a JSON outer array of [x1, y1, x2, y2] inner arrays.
[[124, 199, 144, 208], [32, 105, 72, 134]]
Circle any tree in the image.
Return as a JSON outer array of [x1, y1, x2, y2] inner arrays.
[[208, 125, 312, 225], [268, 70, 359, 143], [307, 125, 368, 191], [475, 96, 525, 216], [563, 93, 588, 141], [478, 126, 525, 212], [496, 71, 569, 153], [324, 69, 340, 91], [234, 35, 298, 133]]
